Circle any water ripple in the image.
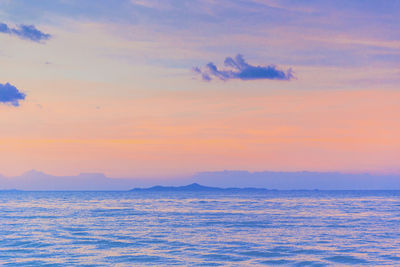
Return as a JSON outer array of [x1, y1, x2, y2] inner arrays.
[[0, 190, 399, 266]]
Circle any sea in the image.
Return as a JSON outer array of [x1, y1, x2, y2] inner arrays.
[[0, 190, 399, 266]]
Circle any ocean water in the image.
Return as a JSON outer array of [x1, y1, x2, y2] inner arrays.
[[0, 191, 399, 266]]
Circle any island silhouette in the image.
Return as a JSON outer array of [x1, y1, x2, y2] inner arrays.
[[129, 183, 270, 192]]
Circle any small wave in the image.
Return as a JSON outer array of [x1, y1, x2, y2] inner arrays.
[[324, 255, 369, 264]]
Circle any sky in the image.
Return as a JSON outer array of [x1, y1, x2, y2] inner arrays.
[[0, 0, 399, 178]]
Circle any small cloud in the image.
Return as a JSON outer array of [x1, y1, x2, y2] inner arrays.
[[194, 54, 294, 81], [0, 22, 51, 43], [0, 83, 26, 107]]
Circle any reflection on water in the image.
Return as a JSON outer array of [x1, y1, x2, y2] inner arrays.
[[0, 190, 399, 266]]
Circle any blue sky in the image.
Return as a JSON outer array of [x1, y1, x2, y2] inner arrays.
[[2, 0, 400, 66]]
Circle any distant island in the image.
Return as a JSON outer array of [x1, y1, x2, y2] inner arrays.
[[130, 183, 270, 192]]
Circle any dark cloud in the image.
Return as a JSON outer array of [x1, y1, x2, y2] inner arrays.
[[0, 83, 26, 107], [194, 54, 294, 81], [0, 23, 51, 43]]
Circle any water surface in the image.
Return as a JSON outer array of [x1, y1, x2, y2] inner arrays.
[[0, 190, 399, 266]]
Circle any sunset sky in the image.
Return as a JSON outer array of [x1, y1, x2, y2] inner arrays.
[[0, 0, 399, 178]]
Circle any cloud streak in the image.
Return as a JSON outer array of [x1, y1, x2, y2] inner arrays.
[[194, 54, 294, 81], [0, 23, 51, 42], [0, 83, 26, 106]]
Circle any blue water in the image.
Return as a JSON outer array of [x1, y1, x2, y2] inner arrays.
[[0, 191, 399, 266]]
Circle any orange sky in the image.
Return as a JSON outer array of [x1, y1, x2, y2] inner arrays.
[[1, 86, 399, 177]]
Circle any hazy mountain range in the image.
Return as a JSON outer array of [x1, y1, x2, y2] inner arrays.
[[0, 170, 399, 191], [0, 170, 162, 191]]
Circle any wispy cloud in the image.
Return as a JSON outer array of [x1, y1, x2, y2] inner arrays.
[[194, 54, 294, 81], [0, 23, 51, 42], [0, 83, 26, 106]]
